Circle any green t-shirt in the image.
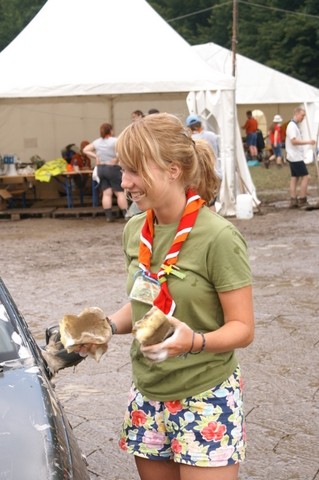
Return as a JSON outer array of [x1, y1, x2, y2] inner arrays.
[[123, 206, 252, 401]]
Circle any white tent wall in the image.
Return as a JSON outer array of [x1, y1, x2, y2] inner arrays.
[[0, 93, 190, 162]]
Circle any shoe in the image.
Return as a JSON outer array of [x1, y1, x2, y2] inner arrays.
[[289, 198, 298, 209], [297, 197, 311, 210]]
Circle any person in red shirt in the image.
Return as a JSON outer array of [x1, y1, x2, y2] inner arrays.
[[241, 110, 258, 160], [70, 140, 91, 169], [268, 114, 283, 167]]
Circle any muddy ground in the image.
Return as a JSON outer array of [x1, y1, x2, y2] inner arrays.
[[1, 201, 319, 480]]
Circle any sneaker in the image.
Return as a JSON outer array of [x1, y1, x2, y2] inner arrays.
[[289, 198, 298, 209]]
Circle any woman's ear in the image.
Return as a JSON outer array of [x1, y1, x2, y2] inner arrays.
[[169, 163, 181, 181]]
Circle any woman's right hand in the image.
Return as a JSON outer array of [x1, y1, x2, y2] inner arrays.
[[140, 317, 196, 362]]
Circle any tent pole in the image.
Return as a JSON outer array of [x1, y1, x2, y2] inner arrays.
[[231, 0, 238, 204], [231, 0, 237, 78], [304, 102, 319, 194]]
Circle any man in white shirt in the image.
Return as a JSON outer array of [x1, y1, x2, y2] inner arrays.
[[186, 114, 221, 211], [285, 107, 315, 209]]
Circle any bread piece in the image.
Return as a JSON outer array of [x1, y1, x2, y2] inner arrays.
[[132, 306, 174, 346], [59, 307, 112, 361]]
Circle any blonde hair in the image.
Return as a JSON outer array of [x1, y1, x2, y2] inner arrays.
[[116, 113, 220, 203]]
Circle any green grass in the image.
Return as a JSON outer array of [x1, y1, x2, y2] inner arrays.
[[249, 162, 319, 202]]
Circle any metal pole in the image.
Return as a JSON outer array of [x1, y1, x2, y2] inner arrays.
[[231, 0, 238, 198], [232, 0, 237, 78]]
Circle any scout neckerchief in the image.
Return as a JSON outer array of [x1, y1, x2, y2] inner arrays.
[[138, 188, 205, 316]]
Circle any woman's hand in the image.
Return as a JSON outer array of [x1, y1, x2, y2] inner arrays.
[[140, 317, 195, 363]]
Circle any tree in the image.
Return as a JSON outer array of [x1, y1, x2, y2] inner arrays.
[[148, 0, 319, 88], [0, 0, 46, 52]]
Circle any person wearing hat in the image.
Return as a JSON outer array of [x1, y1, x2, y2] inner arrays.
[[186, 114, 219, 159], [186, 114, 221, 211], [269, 114, 284, 167]]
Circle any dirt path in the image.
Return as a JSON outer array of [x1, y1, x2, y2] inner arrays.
[[1, 205, 318, 480]]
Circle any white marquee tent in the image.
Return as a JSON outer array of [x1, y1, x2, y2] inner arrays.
[[193, 43, 319, 142], [0, 0, 257, 215]]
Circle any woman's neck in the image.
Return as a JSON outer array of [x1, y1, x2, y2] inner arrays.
[[153, 190, 187, 225]]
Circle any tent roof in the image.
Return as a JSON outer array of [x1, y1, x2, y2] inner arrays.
[[193, 43, 319, 104], [0, 0, 234, 98]]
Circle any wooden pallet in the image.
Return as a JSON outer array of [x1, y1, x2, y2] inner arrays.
[[51, 206, 105, 218], [0, 207, 56, 220]]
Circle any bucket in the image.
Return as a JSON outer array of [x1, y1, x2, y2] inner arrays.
[[236, 194, 253, 219], [3, 154, 17, 176], [3, 154, 15, 164]]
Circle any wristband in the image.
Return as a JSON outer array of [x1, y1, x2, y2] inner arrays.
[[106, 317, 117, 335], [189, 332, 206, 355]]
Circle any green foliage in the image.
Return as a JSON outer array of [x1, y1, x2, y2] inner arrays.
[[250, 163, 319, 202], [0, 0, 46, 51], [148, 0, 319, 88]]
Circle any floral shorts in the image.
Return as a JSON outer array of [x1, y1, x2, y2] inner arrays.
[[119, 366, 246, 467]]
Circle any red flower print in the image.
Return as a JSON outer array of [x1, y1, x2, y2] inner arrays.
[[164, 400, 183, 414], [119, 438, 127, 451], [131, 410, 147, 427], [240, 376, 244, 391], [171, 438, 182, 454], [201, 421, 227, 442]]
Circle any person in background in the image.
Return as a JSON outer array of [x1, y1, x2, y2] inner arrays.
[[186, 113, 221, 211], [84, 123, 127, 222], [268, 114, 283, 168], [241, 110, 258, 160], [70, 140, 91, 169], [148, 108, 160, 115], [285, 106, 316, 209], [68, 140, 92, 192], [78, 113, 254, 480], [131, 110, 145, 122]]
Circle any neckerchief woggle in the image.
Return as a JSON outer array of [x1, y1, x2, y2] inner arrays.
[[138, 188, 205, 316]]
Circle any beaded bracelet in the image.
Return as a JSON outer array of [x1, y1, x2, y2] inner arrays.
[[188, 331, 206, 355]]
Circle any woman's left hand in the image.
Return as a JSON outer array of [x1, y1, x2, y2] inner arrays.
[[140, 317, 194, 363]]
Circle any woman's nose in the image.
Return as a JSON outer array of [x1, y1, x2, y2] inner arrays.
[[121, 171, 133, 189]]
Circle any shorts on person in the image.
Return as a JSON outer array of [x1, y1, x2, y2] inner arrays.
[[119, 366, 246, 467], [246, 132, 257, 147], [97, 164, 123, 192], [287, 160, 308, 177], [272, 144, 282, 158]]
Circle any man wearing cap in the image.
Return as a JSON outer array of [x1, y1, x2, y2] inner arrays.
[[186, 114, 220, 171], [186, 114, 221, 211], [285, 106, 316, 209], [269, 114, 284, 167]]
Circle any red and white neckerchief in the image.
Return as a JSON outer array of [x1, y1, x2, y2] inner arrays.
[[138, 189, 205, 316]]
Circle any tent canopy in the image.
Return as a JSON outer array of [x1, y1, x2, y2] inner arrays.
[[0, 1, 234, 97], [193, 42, 319, 104]]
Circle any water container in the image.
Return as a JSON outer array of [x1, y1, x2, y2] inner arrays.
[[236, 194, 253, 219]]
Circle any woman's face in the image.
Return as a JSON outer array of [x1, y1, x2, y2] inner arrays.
[[120, 160, 172, 211]]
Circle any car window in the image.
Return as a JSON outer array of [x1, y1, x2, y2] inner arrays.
[[0, 303, 31, 362]]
